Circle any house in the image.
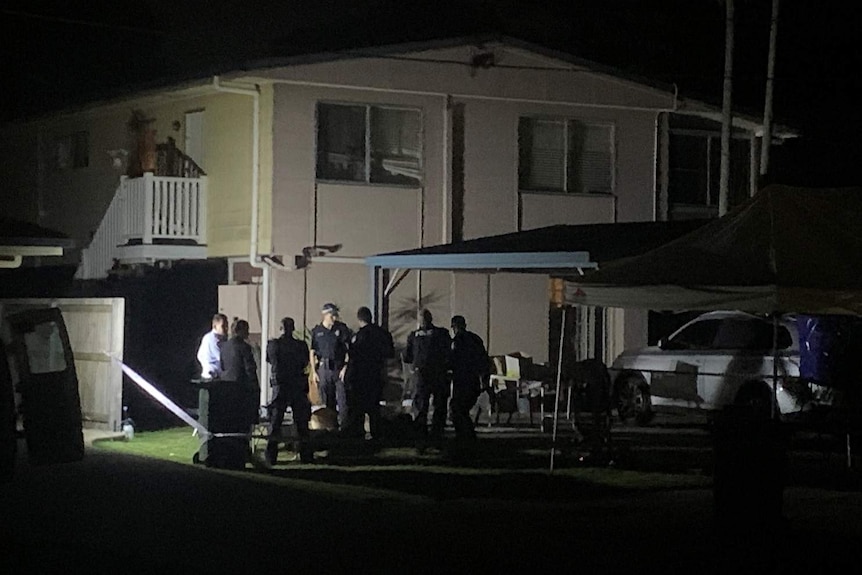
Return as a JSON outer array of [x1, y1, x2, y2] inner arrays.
[[0, 36, 793, 388]]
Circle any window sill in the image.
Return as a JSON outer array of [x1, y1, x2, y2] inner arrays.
[[316, 179, 423, 190], [519, 189, 615, 198]]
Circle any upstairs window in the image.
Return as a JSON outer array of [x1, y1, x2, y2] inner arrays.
[[316, 103, 422, 186], [72, 131, 89, 168], [668, 132, 750, 209], [55, 131, 89, 170], [518, 117, 613, 194]]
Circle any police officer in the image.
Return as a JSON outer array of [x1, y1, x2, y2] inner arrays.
[[403, 309, 451, 441], [265, 317, 313, 465], [449, 315, 489, 442], [310, 303, 352, 428], [343, 307, 394, 440]]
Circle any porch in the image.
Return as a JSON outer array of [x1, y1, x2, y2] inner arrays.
[[77, 172, 208, 279]]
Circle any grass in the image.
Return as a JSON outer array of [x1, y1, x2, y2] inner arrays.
[[95, 427, 200, 464], [94, 426, 712, 500]]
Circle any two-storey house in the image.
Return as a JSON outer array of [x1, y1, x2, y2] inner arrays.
[[0, 37, 790, 391]]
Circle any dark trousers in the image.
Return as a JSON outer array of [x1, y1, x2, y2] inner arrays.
[[266, 383, 312, 463], [413, 368, 449, 439], [344, 371, 383, 439], [451, 377, 481, 440], [317, 365, 347, 427]]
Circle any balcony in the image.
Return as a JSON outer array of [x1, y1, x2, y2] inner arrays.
[[77, 172, 208, 279]]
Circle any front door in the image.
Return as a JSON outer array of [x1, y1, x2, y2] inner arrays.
[[184, 110, 205, 170], [4, 307, 84, 466]]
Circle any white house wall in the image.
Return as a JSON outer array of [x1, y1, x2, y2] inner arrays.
[[266, 47, 665, 362]]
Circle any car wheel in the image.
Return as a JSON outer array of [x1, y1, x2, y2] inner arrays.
[[734, 382, 774, 421], [615, 375, 653, 426]]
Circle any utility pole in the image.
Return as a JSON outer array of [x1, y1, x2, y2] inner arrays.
[[759, 0, 780, 189], [719, 0, 735, 216]]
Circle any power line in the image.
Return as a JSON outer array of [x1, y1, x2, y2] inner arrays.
[[1, 8, 165, 35]]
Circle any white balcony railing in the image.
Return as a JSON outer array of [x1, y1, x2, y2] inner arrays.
[[76, 172, 208, 279], [124, 172, 207, 244]]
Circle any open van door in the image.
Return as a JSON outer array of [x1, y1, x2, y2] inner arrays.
[[4, 307, 84, 467], [1, 338, 16, 481]]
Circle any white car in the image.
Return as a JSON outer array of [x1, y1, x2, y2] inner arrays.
[[610, 310, 836, 425]]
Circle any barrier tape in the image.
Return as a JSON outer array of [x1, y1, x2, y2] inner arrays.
[[105, 353, 211, 438]]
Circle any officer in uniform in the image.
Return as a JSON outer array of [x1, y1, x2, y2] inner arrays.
[[343, 307, 394, 440], [310, 303, 352, 428], [265, 317, 313, 465], [449, 315, 489, 441], [403, 309, 451, 440]]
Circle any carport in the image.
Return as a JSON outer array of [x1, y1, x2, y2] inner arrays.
[[366, 220, 710, 470], [365, 220, 708, 327]]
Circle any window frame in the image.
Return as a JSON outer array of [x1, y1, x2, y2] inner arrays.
[[667, 319, 721, 351], [54, 130, 89, 171], [518, 115, 616, 195], [315, 101, 424, 187], [668, 128, 751, 208]]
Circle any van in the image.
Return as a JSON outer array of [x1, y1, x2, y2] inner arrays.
[[1, 303, 85, 480]]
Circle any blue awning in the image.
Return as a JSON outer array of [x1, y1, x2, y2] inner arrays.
[[365, 221, 708, 275], [365, 250, 596, 273]]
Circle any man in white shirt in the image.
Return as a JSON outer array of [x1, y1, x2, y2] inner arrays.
[[197, 314, 228, 379]]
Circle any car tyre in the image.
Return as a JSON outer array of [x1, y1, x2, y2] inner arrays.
[[615, 375, 653, 426], [734, 382, 775, 421]]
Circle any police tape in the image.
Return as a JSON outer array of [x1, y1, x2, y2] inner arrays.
[[104, 353, 269, 441], [104, 353, 211, 437]]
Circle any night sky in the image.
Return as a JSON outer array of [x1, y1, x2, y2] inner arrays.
[[2, 0, 860, 186]]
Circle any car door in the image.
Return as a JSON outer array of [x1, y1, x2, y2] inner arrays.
[[649, 318, 718, 410], [699, 316, 782, 409], [4, 307, 84, 466]]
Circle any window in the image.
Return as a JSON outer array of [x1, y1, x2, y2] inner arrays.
[[72, 131, 89, 168], [55, 131, 89, 170], [518, 117, 613, 194], [23, 321, 67, 374], [316, 103, 422, 186], [668, 132, 750, 209], [713, 318, 792, 351], [668, 319, 720, 350], [669, 316, 792, 352], [668, 135, 710, 205]]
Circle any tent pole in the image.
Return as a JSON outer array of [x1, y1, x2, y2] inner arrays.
[[550, 305, 567, 474], [772, 313, 779, 420]]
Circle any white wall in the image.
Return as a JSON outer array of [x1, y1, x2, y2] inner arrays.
[[265, 45, 667, 356]]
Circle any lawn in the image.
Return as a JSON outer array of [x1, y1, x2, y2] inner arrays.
[[96, 427, 200, 463], [94, 426, 712, 500]]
